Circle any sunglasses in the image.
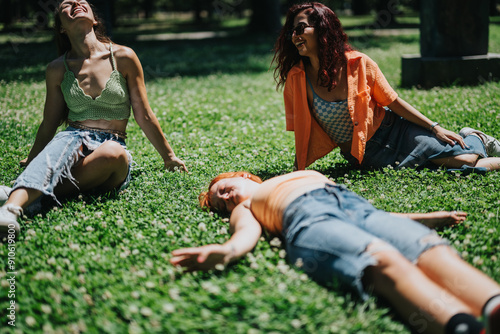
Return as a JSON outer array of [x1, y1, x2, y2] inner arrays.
[[287, 22, 314, 40]]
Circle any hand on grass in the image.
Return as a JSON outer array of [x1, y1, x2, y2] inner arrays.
[[164, 156, 188, 172], [170, 244, 233, 272], [20, 158, 28, 167]]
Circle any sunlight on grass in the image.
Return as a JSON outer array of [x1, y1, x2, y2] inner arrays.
[[0, 15, 499, 334]]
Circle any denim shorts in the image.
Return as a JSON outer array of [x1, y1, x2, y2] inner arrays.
[[343, 110, 487, 169], [13, 126, 133, 204], [282, 184, 448, 300]]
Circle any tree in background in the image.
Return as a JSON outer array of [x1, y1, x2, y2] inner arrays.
[[351, 0, 371, 15], [1, 0, 13, 29], [492, 0, 500, 16], [248, 0, 281, 34], [4, 0, 498, 35], [92, 0, 115, 37], [375, 0, 398, 27]]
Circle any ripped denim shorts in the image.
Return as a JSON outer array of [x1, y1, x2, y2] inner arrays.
[[282, 184, 449, 300], [13, 126, 133, 204]]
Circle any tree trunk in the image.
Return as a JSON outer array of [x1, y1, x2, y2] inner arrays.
[[92, 0, 115, 37], [375, 0, 398, 27], [491, 0, 500, 16], [1, 0, 13, 29], [248, 0, 282, 35], [193, 0, 203, 24], [142, 0, 154, 19], [352, 0, 370, 15]]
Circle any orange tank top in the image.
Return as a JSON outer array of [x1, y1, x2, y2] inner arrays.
[[250, 171, 335, 235]]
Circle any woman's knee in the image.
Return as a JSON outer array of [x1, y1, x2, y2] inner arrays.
[[417, 244, 458, 268], [451, 154, 480, 167], [363, 242, 414, 292], [96, 141, 129, 166], [373, 249, 413, 275]]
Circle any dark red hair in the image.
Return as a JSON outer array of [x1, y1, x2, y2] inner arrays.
[[199, 172, 263, 212], [272, 2, 353, 91]]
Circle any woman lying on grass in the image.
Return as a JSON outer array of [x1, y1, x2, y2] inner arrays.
[[171, 170, 500, 334], [0, 0, 187, 237], [272, 2, 500, 172]]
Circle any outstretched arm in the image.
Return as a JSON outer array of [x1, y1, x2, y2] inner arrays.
[[23, 59, 67, 166], [170, 201, 262, 271], [388, 97, 466, 149], [119, 46, 188, 172], [391, 211, 467, 229]]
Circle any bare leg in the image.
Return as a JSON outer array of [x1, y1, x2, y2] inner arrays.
[[5, 141, 129, 209], [54, 140, 129, 196], [474, 157, 500, 171], [431, 154, 500, 171], [5, 188, 41, 209], [363, 244, 473, 334], [431, 154, 479, 169], [417, 245, 500, 316]]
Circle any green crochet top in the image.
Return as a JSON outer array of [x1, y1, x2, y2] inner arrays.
[[61, 43, 131, 121]]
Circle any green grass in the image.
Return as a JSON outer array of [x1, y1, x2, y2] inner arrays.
[[1, 15, 500, 334]]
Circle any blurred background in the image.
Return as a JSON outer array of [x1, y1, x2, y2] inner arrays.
[[2, 0, 499, 36], [1, 0, 499, 85]]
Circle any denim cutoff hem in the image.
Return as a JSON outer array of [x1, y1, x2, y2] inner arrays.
[[281, 184, 449, 300], [343, 110, 487, 170], [13, 126, 133, 204]]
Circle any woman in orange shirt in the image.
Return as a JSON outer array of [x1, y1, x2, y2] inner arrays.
[[272, 2, 500, 172], [171, 170, 500, 334]]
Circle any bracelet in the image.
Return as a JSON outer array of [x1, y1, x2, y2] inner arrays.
[[429, 122, 439, 131], [229, 244, 236, 257]]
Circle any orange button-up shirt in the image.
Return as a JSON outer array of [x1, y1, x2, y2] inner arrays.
[[284, 51, 398, 169]]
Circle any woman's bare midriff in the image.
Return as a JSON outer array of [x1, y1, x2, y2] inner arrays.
[[249, 171, 337, 235], [277, 181, 336, 215], [72, 119, 128, 133]]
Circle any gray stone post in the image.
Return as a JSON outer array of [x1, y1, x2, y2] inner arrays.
[[401, 0, 500, 88]]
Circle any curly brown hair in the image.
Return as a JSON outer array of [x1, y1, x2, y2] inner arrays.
[[272, 2, 353, 92]]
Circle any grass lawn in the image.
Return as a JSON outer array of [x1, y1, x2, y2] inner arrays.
[[0, 14, 499, 334]]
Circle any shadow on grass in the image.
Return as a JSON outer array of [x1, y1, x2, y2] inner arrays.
[[0, 32, 276, 83], [24, 189, 121, 218], [349, 33, 419, 50], [0, 23, 422, 83], [316, 162, 365, 179], [343, 21, 419, 31], [250, 162, 374, 183], [122, 32, 276, 81]]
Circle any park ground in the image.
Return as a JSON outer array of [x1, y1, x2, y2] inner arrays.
[[0, 13, 499, 334]]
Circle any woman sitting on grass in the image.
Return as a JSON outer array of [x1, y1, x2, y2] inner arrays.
[[0, 0, 187, 237], [171, 170, 500, 334], [272, 2, 500, 172]]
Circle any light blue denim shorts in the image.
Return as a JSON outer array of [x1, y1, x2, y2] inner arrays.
[[282, 184, 448, 300], [343, 110, 487, 170], [13, 126, 133, 204]]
